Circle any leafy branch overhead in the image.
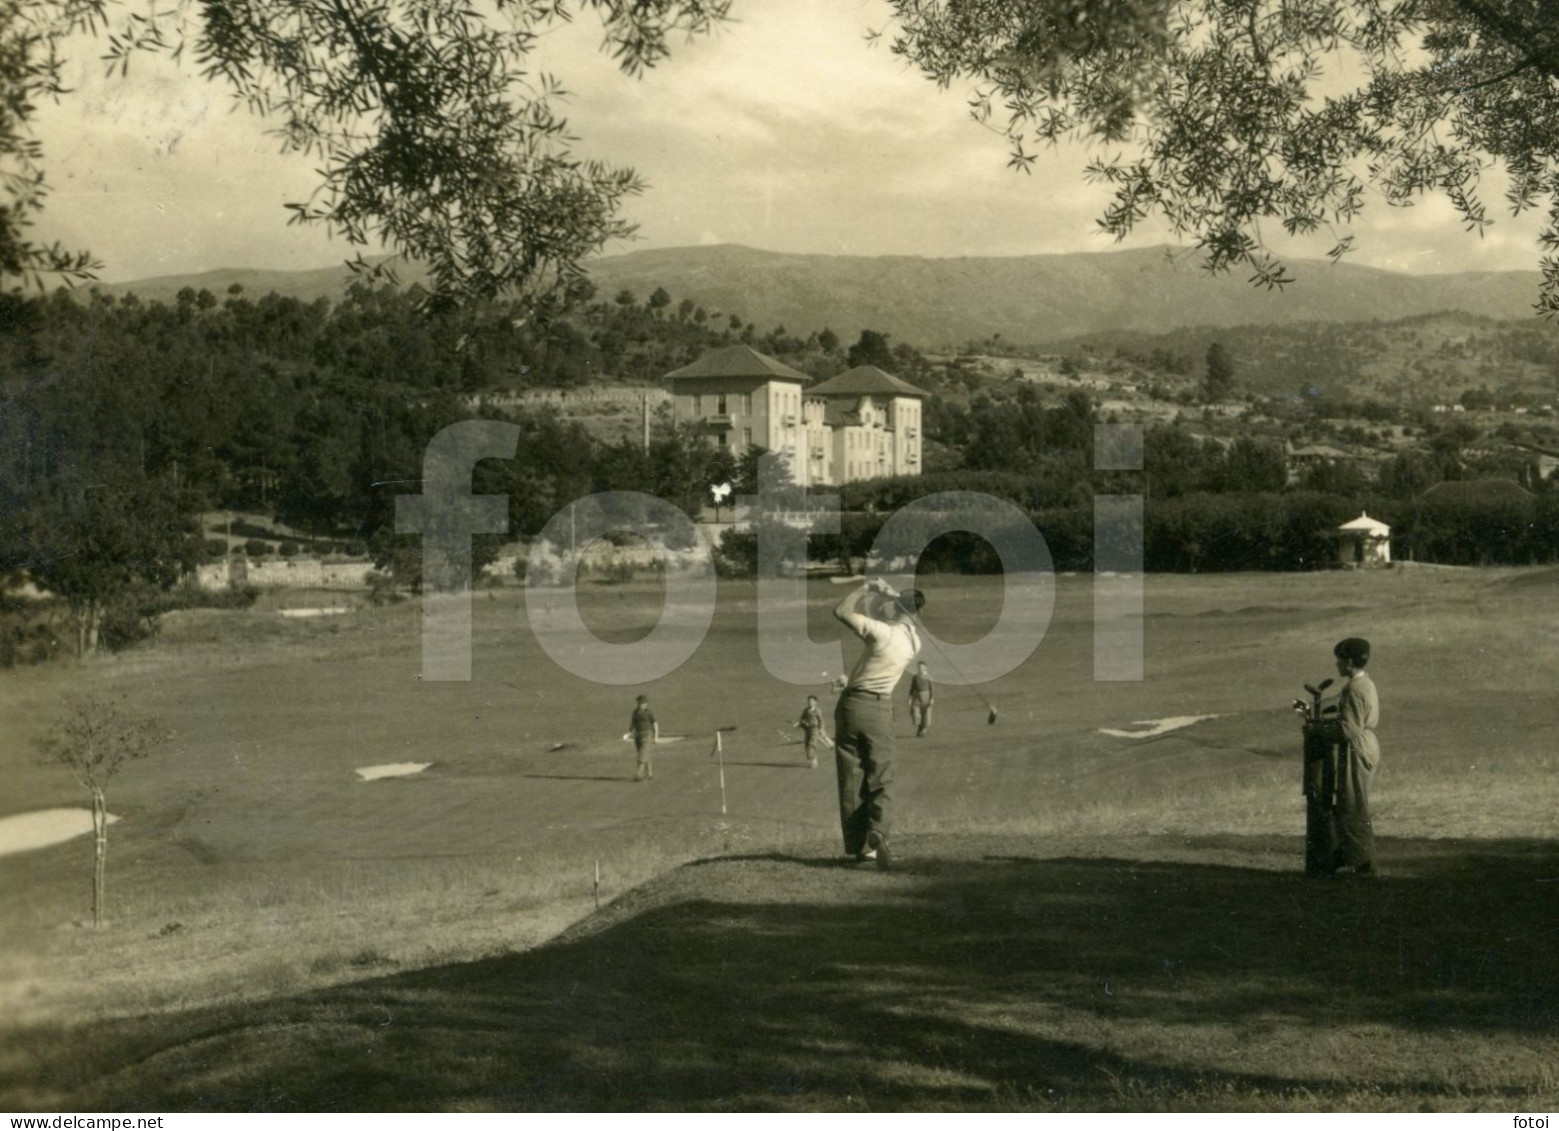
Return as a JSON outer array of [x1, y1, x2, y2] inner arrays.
[[0, 0, 732, 303], [6, 0, 1559, 309], [883, 0, 1559, 312]]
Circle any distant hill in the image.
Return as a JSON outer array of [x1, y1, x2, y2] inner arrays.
[[95, 261, 402, 307], [1046, 311, 1559, 403], [100, 243, 1545, 348], [580, 244, 1544, 347]]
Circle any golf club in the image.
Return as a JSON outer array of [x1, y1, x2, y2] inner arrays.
[[1303, 678, 1335, 723], [834, 576, 999, 725]]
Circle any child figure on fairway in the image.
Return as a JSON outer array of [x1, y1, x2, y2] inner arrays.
[[630, 694, 659, 781], [908, 661, 934, 737], [796, 695, 826, 768]]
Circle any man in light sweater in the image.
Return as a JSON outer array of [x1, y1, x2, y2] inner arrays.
[[832, 577, 924, 869]]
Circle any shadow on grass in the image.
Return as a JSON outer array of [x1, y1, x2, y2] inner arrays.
[[716, 760, 817, 770], [4, 834, 1557, 1112], [517, 773, 636, 783]]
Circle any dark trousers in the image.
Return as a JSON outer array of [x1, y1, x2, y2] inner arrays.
[[909, 696, 933, 735], [834, 690, 894, 855]]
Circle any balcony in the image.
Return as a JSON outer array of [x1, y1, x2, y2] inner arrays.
[[704, 413, 734, 428], [782, 414, 798, 427]]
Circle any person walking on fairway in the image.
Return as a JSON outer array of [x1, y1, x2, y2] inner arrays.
[[833, 577, 923, 868], [630, 694, 659, 781], [796, 695, 827, 768], [1317, 637, 1381, 875], [908, 661, 934, 737]]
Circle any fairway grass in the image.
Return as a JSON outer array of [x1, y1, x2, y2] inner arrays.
[[1, 568, 1556, 1110]]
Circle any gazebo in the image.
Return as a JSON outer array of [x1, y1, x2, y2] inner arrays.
[[1337, 512, 1391, 567]]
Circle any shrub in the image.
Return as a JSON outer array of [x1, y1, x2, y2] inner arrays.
[[245, 539, 270, 557], [203, 538, 228, 560], [174, 581, 258, 610], [230, 520, 284, 541], [367, 571, 403, 605], [599, 559, 637, 584], [279, 541, 300, 558]]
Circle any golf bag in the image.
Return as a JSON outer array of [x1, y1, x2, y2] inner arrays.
[[1298, 682, 1340, 876], [1302, 725, 1339, 875]]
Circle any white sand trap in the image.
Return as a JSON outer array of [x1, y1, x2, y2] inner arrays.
[[1099, 715, 1220, 740], [0, 809, 118, 856], [355, 762, 433, 781], [279, 607, 350, 618]]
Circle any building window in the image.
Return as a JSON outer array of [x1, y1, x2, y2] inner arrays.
[[718, 432, 729, 447], [743, 428, 753, 448], [717, 394, 728, 414], [743, 393, 752, 413]]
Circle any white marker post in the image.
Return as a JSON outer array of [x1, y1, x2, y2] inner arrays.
[[714, 729, 727, 816]]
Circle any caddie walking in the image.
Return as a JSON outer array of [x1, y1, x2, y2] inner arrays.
[[796, 694, 826, 768], [908, 661, 934, 737], [630, 694, 659, 781]]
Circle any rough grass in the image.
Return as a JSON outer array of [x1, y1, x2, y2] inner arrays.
[[2, 833, 1555, 1111], [2, 568, 1557, 1110]]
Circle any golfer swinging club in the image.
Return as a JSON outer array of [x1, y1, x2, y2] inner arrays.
[[832, 576, 924, 868]]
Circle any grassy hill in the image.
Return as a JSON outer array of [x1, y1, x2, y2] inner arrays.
[[97, 245, 1545, 352], [4, 833, 1556, 1111]]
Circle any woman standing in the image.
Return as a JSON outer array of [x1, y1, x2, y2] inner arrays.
[[1326, 637, 1381, 875]]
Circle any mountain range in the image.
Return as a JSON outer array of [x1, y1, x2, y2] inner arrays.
[[100, 243, 1546, 348]]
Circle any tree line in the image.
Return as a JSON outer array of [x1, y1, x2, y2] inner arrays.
[[6, 280, 1559, 662]]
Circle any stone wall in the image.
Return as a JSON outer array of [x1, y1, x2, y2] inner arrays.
[[468, 387, 670, 409], [196, 557, 376, 591]]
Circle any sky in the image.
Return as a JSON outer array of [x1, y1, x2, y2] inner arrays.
[[29, 0, 1549, 284]]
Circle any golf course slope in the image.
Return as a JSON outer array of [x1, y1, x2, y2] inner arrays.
[[5, 830, 1556, 1112]]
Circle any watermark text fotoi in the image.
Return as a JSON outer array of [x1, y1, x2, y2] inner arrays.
[[397, 421, 1145, 686]]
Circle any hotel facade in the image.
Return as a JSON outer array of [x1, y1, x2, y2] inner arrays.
[[664, 344, 929, 488]]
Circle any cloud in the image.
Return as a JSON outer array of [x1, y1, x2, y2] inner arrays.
[[23, 2, 1551, 282]]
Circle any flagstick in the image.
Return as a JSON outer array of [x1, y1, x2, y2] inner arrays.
[[715, 729, 727, 816]]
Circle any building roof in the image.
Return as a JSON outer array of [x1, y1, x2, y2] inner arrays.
[[663, 344, 809, 383], [1339, 511, 1390, 535], [805, 365, 931, 399], [1418, 478, 1533, 504], [823, 402, 863, 429]]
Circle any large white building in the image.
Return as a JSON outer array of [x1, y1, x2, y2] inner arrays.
[[804, 366, 927, 485], [664, 346, 930, 487]]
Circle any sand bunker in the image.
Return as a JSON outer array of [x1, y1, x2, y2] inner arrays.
[[0, 809, 118, 856], [355, 762, 433, 781], [279, 607, 351, 618], [1099, 715, 1220, 740]]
